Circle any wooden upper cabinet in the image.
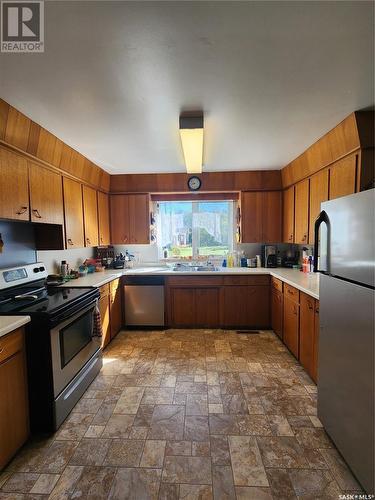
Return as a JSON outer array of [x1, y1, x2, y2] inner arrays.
[[82, 185, 98, 247], [241, 191, 282, 243], [329, 154, 357, 201], [309, 169, 329, 244], [98, 191, 110, 246], [294, 179, 309, 244], [63, 177, 84, 248], [29, 163, 64, 225], [262, 191, 282, 243], [283, 186, 295, 243], [0, 148, 29, 221], [110, 195, 130, 244], [110, 194, 150, 245], [241, 192, 262, 243], [128, 194, 150, 244]]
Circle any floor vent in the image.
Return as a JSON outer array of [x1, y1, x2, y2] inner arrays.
[[236, 330, 260, 334]]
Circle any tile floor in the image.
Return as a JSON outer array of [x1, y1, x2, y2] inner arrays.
[[0, 329, 363, 499]]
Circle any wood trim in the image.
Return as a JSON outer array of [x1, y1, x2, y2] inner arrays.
[[110, 170, 282, 193], [0, 99, 110, 192], [151, 192, 239, 201]]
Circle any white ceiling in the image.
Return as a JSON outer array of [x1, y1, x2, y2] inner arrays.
[[0, 1, 373, 174]]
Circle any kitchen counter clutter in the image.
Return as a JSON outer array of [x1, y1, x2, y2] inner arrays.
[[61, 266, 319, 299], [0, 316, 30, 339]]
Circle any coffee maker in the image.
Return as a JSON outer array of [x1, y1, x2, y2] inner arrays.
[[262, 245, 278, 268]]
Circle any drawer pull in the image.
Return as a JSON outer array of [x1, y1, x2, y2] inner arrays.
[[32, 209, 42, 218], [68, 238, 74, 246], [16, 206, 28, 215]]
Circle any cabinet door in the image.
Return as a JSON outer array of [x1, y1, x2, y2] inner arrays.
[[283, 186, 295, 243], [309, 169, 329, 244], [294, 179, 309, 244], [0, 350, 29, 469], [110, 288, 122, 339], [63, 177, 84, 248], [271, 289, 283, 339], [82, 185, 98, 247], [299, 292, 315, 377], [170, 288, 195, 327], [110, 195, 130, 244], [98, 191, 110, 246], [283, 296, 299, 358], [128, 194, 150, 244], [329, 154, 357, 200], [223, 286, 270, 328], [0, 149, 29, 221], [312, 300, 319, 383], [241, 192, 262, 243], [262, 191, 282, 243], [195, 288, 220, 327], [99, 294, 111, 349], [29, 163, 64, 225]]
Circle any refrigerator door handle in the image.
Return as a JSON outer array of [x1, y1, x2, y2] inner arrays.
[[313, 210, 330, 273]]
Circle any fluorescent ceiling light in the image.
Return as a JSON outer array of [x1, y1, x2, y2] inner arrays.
[[179, 113, 204, 174]]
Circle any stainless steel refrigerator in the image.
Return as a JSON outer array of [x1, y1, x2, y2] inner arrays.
[[314, 188, 375, 494]]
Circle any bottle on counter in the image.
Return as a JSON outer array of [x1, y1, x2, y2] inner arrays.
[[256, 255, 261, 268], [60, 260, 69, 277], [227, 253, 234, 268]]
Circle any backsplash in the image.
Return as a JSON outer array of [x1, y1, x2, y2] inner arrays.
[[37, 247, 94, 274], [0, 221, 36, 268]]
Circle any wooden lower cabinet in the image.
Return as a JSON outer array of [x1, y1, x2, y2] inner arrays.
[[110, 279, 122, 339], [99, 284, 111, 349], [196, 288, 220, 327], [0, 328, 29, 470], [283, 286, 300, 358], [170, 288, 196, 327], [169, 287, 219, 327], [299, 293, 320, 383], [271, 288, 283, 339], [222, 285, 270, 328]]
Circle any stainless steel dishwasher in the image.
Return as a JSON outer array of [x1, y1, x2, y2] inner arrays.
[[124, 276, 165, 327]]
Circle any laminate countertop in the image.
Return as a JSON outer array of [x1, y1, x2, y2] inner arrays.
[[61, 266, 319, 299], [0, 316, 31, 339]]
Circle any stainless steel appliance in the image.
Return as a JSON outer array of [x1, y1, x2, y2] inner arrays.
[[314, 189, 375, 493], [262, 245, 277, 268], [124, 276, 165, 327], [0, 263, 102, 432]]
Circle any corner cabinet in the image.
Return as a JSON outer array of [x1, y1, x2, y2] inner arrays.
[[241, 191, 282, 243], [283, 186, 295, 243], [110, 194, 150, 245], [0, 327, 29, 469]]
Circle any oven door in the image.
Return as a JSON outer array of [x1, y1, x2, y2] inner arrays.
[[50, 301, 101, 397]]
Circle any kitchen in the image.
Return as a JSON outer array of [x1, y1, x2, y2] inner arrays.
[[0, 2, 374, 499]]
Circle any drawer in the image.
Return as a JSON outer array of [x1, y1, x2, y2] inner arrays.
[[110, 278, 120, 294], [271, 277, 283, 292], [166, 276, 223, 287], [0, 328, 23, 364], [99, 283, 110, 297], [284, 283, 300, 302], [223, 275, 269, 286]]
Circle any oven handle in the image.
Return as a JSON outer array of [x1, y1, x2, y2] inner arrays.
[[49, 299, 97, 329]]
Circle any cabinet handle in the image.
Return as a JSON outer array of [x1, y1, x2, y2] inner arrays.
[[123, 236, 128, 243], [302, 234, 307, 241], [308, 301, 313, 310], [289, 234, 293, 241], [68, 238, 74, 246], [16, 206, 28, 215], [86, 238, 91, 245], [293, 306, 298, 315], [100, 237, 103, 243], [0, 347, 3, 354], [316, 307, 319, 314], [32, 209, 42, 218]]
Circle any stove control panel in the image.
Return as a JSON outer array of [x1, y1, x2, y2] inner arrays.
[[0, 262, 48, 290]]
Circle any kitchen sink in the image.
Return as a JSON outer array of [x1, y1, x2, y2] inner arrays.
[[172, 265, 219, 272]]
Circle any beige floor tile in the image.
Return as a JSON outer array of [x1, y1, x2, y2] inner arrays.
[[228, 435, 268, 487], [104, 439, 144, 467], [162, 456, 212, 484], [109, 467, 161, 500], [140, 440, 166, 468], [179, 483, 213, 499], [29, 473, 60, 494]]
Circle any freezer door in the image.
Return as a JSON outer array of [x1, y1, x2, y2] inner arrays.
[[320, 189, 375, 287], [318, 273, 374, 493]]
